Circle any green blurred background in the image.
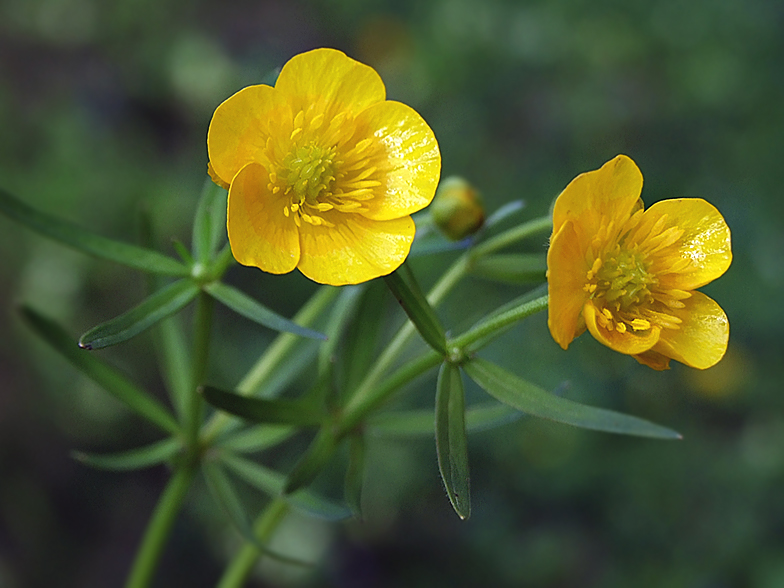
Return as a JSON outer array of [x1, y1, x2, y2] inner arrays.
[[1, 0, 783, 586]]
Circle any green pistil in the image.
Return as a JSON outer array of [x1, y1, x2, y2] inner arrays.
[[283, 145, 337, 203]]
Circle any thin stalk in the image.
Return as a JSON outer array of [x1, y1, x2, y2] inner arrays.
[[471, 215, 552, 258], [185, 292, 214, 445], [451, 294, 549, 351], [216, 499, 290, 588], [124, 463, 197, 588]]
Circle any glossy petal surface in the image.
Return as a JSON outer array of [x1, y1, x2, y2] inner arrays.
[[227, 163, 300, 274], [297, 214, 415, 285], [651, 291, 729, 369], [547, 220, 590, 349], [275, 48, 385, 117], [646, 198, 732, 290], [552, 155, 643, 236], [354, 100, 441, 221]]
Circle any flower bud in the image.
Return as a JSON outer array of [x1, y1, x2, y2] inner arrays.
[[430, 177, 485, 241]]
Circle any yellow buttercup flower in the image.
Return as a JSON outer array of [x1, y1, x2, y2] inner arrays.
[[207, 48, 441, 286], [547, 155, 732, 370]]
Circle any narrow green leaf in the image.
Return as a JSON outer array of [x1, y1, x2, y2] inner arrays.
[[192, 180, 227, 265], [72, 438, 181, 471], [220, 452, 352, 522], [367, 402, 522, 438], [21, 306, 180, 434], [470, 253, 546, 284], [344, 434, 365, 518], [217, 425, 295, 453], [435, 363, 471, 520], [463, 358, 682, 439], [203, 282, 326, 341], [202, 386, 326, 426], [79, 279, 199, 350], [384, 263, 447, 355], [0, 188, 190, 275], [203, 462, 310, 566], [284, 427, 338, 494]]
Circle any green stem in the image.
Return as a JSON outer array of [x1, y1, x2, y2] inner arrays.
[[216, 499, 290, 588], [185, 291, 214, 445], [452, 294, 549, 351], [124, 463, 197, 588], [471, 215, 552, 258], [201, 286, 339, 444]]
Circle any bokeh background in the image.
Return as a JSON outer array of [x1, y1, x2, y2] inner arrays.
[[1, 0, 783, 586]]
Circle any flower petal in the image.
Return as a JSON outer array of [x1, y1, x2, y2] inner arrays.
[[275, 48, 386, 118], [584, 301, 662, 355], [547, 220, 590, 349], [650, 291, 729, 369], [646, 198, 732, 290], [297, 214, 415, 286], [350, 100, 441, 221], [207, 84, 289, 188], [227, 162, 300, 274], [633, 350, 671, 371], [552, 155, 643, 236]]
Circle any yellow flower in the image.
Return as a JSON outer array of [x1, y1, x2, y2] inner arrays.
[[207, 48, 441, 286], [547, 155, 732, 370]]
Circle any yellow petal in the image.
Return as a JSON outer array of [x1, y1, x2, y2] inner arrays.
[[297, 213, 415, 286], [552, 154, 643, 236], [207, 84, 289, 189], [275, 48, 386, 119], [547, 220, 590, 349], [584, 301, 662, 355], [633, 350, 671, 370], [646, 198, 732, 290], [352, 100, 441, 221], [227, 162, 300, 274], [650, 291, 729, 369]]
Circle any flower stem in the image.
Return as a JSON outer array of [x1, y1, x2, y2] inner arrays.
[[124, 462, 197, 588], [216, 499, 290, 588], [185, 291, 214, 445]]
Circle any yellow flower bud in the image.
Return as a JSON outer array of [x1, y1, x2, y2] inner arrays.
[[430, 177, 485, 241]]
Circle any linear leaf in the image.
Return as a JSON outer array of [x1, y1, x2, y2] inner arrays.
[[384, 263, 447, 355], [202, 386, 326, 426], [470, 253, 546, 284], [0, 188, 189, 275], [217, 425, 295, 453], [483, 199, 525, 228], [79, 279, 200, 350], [21, 306, 180, 434], [192, 181, 227, 265], [221, 452, 352, 522], [341, 282, 385, 397], [463, 358, 682, 439], [203, 282, 326, 341], [435, 363, 471, 520], [367, 402, 522, 438], [72, 438, 181, 471]]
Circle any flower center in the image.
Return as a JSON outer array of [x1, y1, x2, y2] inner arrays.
[[584, 247, 658, 333], [283, 144, 337, 204]]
